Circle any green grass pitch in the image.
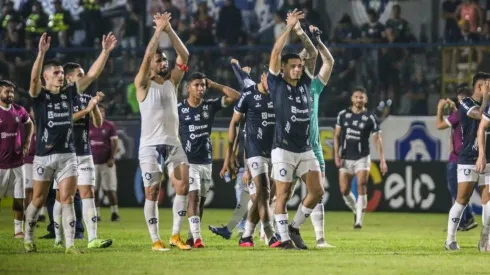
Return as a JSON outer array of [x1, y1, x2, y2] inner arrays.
[[0, 208, 488, 275]]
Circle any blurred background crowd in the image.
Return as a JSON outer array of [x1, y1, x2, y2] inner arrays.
[[1, 0, 490, 118]]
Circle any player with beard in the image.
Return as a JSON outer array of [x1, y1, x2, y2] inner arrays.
[[334, 87, 387, 229], [49, 62, 112, 249], [445, 72, 490, 250], [90, 104, 120, 222], [268, 10, 324, 249], [135, 13, 190, 251], [178, 72, 240, 247], [24, 32, 117, 253], [0, 80, 34, 238]]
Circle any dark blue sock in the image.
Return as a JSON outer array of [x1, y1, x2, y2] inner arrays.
[[74, 191, 84, 233]]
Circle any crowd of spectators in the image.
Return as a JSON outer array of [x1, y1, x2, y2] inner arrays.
[[1, 0, 490, 118]]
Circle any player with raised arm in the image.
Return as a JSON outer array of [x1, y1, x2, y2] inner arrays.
[[334, 87, 387, 229], [0, 80, 33, 238], [445, 72, 490, 250], [299, 25, 335, 247], [24, 31, 116, 253], [49, 62, 112, 249], [90, 104, 120, 222], [268, 10, 323, 250], [134, 13, 190, 251], [178, 72, 240, 247], [436, 85, 477, 231]]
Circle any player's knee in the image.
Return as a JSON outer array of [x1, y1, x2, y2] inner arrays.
[[59, 193, 74, 204], [145, 184, 160, 200]]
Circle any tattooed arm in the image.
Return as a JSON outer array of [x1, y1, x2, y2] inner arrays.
[[294, 23, 318, 78]]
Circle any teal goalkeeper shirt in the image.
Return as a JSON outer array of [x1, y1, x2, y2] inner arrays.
[[309, 77, 326, 173]]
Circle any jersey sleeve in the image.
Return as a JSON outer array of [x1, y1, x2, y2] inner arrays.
[[310, 77, 326, 96], [267, 71, 282, 96], [108, 122, 118, 139], [459, 97, 476, 116], [445, 111, 460, 127], [234, 91, 249, 114], [483, 105, 490, 121], [19, 106, 30, 123], [209, 97, 224, 112], [336, 110, 345, 128], [370, 114, 381, 134]]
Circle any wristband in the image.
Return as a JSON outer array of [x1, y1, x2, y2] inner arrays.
[[176, 63, 189, 72]]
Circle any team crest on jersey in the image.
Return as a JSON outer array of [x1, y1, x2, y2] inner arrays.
[[279, 168, 287, 176], [102, 129, 106, 135], [144, 173, 152, 180], [359, 122, 365, 129], [295, 97, 301, 103], [36, 167, 44, 175], [251, 162, 258, 169], [15, 116, 19, 123], [299, 87, 304, 93], [202, 111, 209, 119]]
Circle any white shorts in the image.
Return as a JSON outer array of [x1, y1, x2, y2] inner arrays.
[[0, 166, 25, 199], [189, 163, 212, 196], [271, 148, 320, 183], [33, 153, 78, 183], [340, 155, 371, 175], [95, 163, 117, 191], [247, 156, 272, 179], [457, 164, 490, 186], [23, 163, 33, 189], [139, 144, 188, 187], [53, 155, 95, 189]]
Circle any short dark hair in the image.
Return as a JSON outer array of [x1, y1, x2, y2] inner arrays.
[[43, 60, 62, 71], [367, 8, 377, 19], [0, 80, 16, 90], [63, 62, 81, 75], [187, 72, 206, 82], [281, 53, 301, 65], [352, 86, 367, 95], [472, 72, 490, 87], [456, 83, 472, 97]]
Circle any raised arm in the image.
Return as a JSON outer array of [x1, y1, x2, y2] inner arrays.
[[207, 79, 240, 106], [467, 81, 490, 120], [269, 10, 304, 74], [312, 26, 334, 85], [436, 99, 451, 129], [135, 13, 170, 101], [165, 21, 190, 87], [30, 33, 51, 97], [73, 96, 99, 122], [294, 22, 317, 77], [90, 92, 104, 128], [76, 33, 118, 93]]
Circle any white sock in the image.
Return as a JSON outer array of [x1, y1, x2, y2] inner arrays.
[[482, 202, 490, 236], [40, 206, 46, 216], [343, 193, 356, 213], [97, 207, 101, 216], [226, 191, 250, 230], [189, 216, 201, 240], [274, 213, 290, 241], [111, 205, 119, 214], [242, 221, 256, 238], [61, 203, 76, 248], [356, 195, 367, 225], [24, 204, 41, 243], [172, 195, 187, 235], [291, 204, 314, 229], [24, 204, 41, 242], [446, 202, 466, 242], [311, 201, 324, 241], [82, 198, 98, 242], [53, 200, 63, 242], [14, 219, 23, 234], [270, 200, 276, 230], [144, 199, 160, 242]]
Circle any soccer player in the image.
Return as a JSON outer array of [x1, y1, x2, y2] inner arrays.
[[268, 10, 323, 249], [0, 80, 33, 238], [436, 85, 477, 231], [90, 104, 120, 222], [299, 25, 335, 248], [24, 32, 117, 253], [446, 72, 490, 250], [178, 72, 240, 247], [334, 87, 388, 229], [49, 62, 112, 249], [134, 13, 190, 251]]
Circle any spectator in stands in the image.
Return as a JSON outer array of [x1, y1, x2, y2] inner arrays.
[[300, 0, 321, 32], [331, 14, 360, 44], [49, 0, 73, 49], [119, 0, 140, 74], [360, 8, 386, 43], [456, 0, 483, 34], [279, 0, 301, 17], [107, 93, 132, 117], [458, 18, 480, 43], [80, 0, 104, 46], [442, 0, 462, 43], [24, 1, 48, 44], [403, 69, 429, 115], [162, 0, 181, 30], [216, 0, 243, 46], [273, 11, 289, 46], [1, 1, 21, 35], [187, 1, 215, 46], [385, 4, 414, 43]]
